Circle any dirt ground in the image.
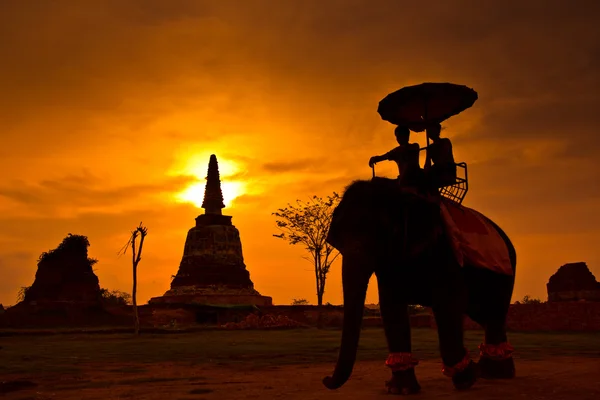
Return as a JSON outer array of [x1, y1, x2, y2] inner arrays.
[[2, 356, 599, 400]]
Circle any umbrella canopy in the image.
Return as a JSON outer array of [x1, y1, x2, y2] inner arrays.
[[377, 82, 478, 131]]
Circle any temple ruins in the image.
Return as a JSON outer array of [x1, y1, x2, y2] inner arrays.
[[149, 154, 272, 307], [547, 262, 600, 302]]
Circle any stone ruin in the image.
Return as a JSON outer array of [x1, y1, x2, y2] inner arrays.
[[149, 154, 272, 307], [547, 262, 600, 302], [21, 233, 102, 306], [0, 234, 110, 328]]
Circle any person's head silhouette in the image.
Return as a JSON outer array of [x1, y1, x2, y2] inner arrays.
[[394, 126, 410, 145], [426, 123, 442, 141]]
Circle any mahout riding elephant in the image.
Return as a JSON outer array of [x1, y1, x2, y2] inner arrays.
[[322, 177, 517, 394]]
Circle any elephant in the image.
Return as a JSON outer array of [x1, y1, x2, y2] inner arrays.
[[322, 177, 517, 394]]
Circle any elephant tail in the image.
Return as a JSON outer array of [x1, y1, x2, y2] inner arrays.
[[323, 259, 372, 390]]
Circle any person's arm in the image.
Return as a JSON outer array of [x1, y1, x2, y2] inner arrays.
[[369, 154, 387, 167], [369, 148, 397, 167]]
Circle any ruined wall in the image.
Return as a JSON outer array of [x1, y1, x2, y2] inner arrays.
[[265, 302, 600, 331], [429, 302, 600, 331], [507, 302, 600, 331]]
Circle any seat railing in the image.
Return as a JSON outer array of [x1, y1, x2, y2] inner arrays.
[[439, 162, 468, 204], [369, 161, 469, 204]]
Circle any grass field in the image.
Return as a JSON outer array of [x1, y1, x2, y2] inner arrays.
[[2, 328, 600, 399], [2, 328, 600, 375]]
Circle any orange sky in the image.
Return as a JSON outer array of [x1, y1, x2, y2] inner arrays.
[[1, 0, 599, 307]]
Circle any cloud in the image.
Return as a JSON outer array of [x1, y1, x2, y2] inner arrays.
[[0, 173, 197, 217], [0, 251, 35, 306], [0, 203, 202, 303], [0, 0, 599, 306], [260, 159, 325, 174]]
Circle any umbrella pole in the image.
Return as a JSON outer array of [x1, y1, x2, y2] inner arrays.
[[425, 136, 430, 171], [424, 101, 430, 160]]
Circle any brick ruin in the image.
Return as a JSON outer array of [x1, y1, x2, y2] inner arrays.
[[0, 234, 125, 328], [546, 262, 600, 302], [21, 234, 102, 306]]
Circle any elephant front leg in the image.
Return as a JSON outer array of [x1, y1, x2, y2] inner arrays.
[[378, 280, 421, 395], [431, 286, 478, 390]]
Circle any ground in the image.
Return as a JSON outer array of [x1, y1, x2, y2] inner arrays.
[[1, 328, 599, 399]]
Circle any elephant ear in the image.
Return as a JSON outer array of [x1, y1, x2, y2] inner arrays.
[[326, 181, 391, 254], [326, 179, 443, 258], [326, 201, 345, 251], [407, 200, 443, 258], [390, 195, 445, 261]]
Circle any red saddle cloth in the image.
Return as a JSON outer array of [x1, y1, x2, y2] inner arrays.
[[440, 199, 513, 276]]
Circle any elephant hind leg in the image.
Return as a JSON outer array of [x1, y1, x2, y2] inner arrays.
[[477, 348, 516, 379], [479, 322, 516, 380], [465, 267, 516, 380], [469, 314, 516, 379]]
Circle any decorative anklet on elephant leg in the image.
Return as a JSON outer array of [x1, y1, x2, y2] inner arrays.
[[442, 348, 471, 377], [385, 352, 419, 371], [479, 342, 514, 360]]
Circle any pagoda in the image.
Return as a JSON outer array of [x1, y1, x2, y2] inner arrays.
[[149, 154, 272, 306]]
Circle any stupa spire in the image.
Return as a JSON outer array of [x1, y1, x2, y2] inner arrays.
[[201, 154, 225, 215], [202, 154, 225, 215]]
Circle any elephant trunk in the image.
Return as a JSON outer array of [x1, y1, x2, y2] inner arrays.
[[323, 259, 372, 390]]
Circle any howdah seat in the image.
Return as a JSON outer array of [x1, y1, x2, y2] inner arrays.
[[439, 162, 468, 204]]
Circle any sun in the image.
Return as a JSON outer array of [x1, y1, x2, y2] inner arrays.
[[171, 153, 247, 208], [177, 181, 245, 208]]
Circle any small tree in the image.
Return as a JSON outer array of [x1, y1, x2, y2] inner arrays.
[[292, 298, 310, 305], [118, 222, 148, 336], [273, 193, 341, 306], [521, 295, 543, 304], [100, 288, 132, 306], [17, 286, 31, 303]]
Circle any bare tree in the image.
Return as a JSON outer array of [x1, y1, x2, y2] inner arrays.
[[118, 222, 148, 335], [273, 193, 341, 306]]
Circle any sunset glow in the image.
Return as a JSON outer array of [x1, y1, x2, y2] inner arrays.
[[1, 1, 599, 308]]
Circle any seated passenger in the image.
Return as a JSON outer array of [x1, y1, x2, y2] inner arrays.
[[369, 126, 422, 188], [424, 123, 457, 189]]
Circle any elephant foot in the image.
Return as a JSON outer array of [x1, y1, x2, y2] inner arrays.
[[442, 349, 477, 391], [451, 360, 478, 390], [385, 368, 421, 395], [478, 356, 516, 379], [477, 342, 515, 379]]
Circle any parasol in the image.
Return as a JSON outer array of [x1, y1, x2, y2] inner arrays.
[[371, 82, 478, 179], [377, 82, 478, 132]]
